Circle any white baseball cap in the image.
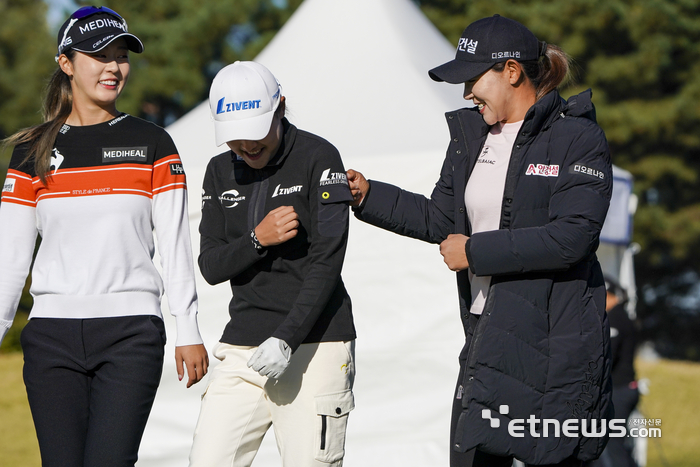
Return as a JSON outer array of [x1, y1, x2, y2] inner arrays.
[[209, 61, 282, 146]]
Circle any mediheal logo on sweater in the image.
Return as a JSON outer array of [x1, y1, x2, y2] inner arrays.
[[2, 178, 15, 193], [482, 404, 661, 439], [102, 146, 148, 163]]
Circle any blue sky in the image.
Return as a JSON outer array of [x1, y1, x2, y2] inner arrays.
[[44, 0, 78, 28]]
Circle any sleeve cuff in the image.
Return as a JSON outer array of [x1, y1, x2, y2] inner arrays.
[[174, 312, 204, 347], [0, 320, 12, 346], [466, 237, 476, 274]]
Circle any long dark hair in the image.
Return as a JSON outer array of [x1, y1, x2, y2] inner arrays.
[[494, 42, 571, 101], [3, 50, 75, 185]]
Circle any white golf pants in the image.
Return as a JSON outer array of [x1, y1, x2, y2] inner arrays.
[[189, 340, 356, 467]]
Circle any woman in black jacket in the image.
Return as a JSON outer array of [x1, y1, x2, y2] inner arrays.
[[347, 15, 613, 467]]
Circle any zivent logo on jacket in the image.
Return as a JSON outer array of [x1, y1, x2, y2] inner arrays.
[[170, 163, 185, 175], [220, 189, 246, 208], [319, 169, 348, 186], [525, 164, 559, 177], [272, 184, 303, 198], [102, 146, 147, 163], [2, 178, 15, 193]]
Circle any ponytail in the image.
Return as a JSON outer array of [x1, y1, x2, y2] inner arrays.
[[521, 43, 571, 101], [3, 50, 74, 184]]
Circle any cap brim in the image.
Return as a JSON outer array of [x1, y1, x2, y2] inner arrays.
[[72, 33, 144, 54], [213, 110, 276, 146], [428, 59, 493, 84]]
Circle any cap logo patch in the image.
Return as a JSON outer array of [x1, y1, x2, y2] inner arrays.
[[458, 38, 478, 54], [492, 51, 521, 60], [216, 98, 261, 115], [78, 18, 126, 35]]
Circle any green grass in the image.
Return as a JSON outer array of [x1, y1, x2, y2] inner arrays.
[[0, 353, 40, 467], [0, 354, 697, 466], [636, 358, 700, 467]]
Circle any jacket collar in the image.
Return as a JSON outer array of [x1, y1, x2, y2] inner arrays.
[[446, 89, 597, 140], [269, 117, 296, 167]]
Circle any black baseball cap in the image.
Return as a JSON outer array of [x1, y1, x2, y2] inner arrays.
[[56, 6, 144, 60], [429, 15, 541, 84]]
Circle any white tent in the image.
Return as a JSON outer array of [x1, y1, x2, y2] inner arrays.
[[137, 0, 635, 465]]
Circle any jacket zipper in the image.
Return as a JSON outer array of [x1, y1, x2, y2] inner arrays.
[[248, 174, 269, 230]]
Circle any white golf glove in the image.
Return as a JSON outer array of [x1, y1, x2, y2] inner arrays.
[[247, 337, 292, 379]]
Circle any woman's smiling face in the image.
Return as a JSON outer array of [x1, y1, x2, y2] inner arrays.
[[462, 66, 517, 126], [226, 111, 284, 169], [65, 38, 130, 111]]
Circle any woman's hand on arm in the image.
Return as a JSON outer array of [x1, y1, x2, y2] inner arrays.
[[175, 344, 209, 388], [346, 169, 369, 206], [440, 234, 470, 272]]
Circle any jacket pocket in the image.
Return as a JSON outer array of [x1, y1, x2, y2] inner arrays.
[[314, 389, 355, 463]]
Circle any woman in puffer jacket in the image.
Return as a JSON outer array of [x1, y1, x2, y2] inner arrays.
[[347, 14, 613, 467]]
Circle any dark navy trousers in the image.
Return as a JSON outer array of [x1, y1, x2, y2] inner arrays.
[[21, 316, 165, 467]]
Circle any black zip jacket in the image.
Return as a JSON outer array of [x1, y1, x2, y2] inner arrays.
[[199, 119, 356, 352], [355, 90, 613, 463]]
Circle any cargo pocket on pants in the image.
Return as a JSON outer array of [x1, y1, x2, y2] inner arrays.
[[314, 389, 355, 463]]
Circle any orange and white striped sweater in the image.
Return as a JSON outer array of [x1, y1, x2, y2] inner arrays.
[[0, 114, 202, 346]]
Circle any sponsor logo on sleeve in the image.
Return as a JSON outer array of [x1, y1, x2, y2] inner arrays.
[[2, 178, 16, 193], [319, 168, 348, 186], [219, 189, 246, 208], [102, 146, 148, 163], [569, 163, 605, 180], [169, 162, 185, 175], [525, 163, 559, 177]]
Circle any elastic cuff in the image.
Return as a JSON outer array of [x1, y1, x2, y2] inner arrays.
[[250, 229, 265, 252], [466, 237, 476, 274], [174, 312, 204, 347]]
